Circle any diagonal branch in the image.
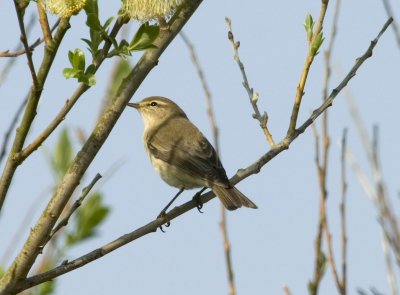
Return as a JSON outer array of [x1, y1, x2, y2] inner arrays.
[[47, 173, 102, 242], [225, 17, 275, 147], [14, 16, 392, 294], [19, 17, 127, 161]]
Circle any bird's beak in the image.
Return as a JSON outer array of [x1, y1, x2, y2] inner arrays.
[[127, 102, 140, 109]]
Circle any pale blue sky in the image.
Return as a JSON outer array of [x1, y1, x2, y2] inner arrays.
[[1, 1, 400, 294]]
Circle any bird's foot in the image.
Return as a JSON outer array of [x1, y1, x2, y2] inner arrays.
[[192, 192, 204, 213], [157, 210, 171, 233]]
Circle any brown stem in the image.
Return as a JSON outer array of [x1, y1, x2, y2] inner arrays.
[[225, 17, 275, 147], [37, 1, 53, 46], [287, 0, 329, 136]]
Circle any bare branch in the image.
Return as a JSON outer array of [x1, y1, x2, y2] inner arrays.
[[181, 31, 236, 295], [225, 17, 275, 147], [283, 285, 293, 295], [340, 128, 348, 295], [180, 31, 220, 151], [381, 0, 400, 49], [381, 231, 398, 295], [220, 209, 236, 295], [0, 95, 28, 166], [37, 1, 53, 46], [13, 0, 40, 90], [0, 20, 59, 58]]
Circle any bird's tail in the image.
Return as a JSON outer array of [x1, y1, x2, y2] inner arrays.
[[212, 185, 257, 210]]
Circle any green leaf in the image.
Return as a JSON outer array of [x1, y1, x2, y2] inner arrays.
[[304, 13, 314, 31], [66, 193, 110, 247], [63, 68, 82, 79], [84, 0, 99, 15], [106, 59, 131, 99], [103, 16, 114, 30], [86, 13, 102, 32], [35, 280, 55, 295], [308, 281, 316, 295], [310, 32, 324, 56], [85, 64, 96, 75], [84, 0, 101, 31], [51, 128, 73, 179], [86, 74, 96, 86], [317, 250, 327, 274], [129, 23, 160, 51], [72, 49, 85, 71], [68, 50, 74, 66], [304, 13, 314, 43]]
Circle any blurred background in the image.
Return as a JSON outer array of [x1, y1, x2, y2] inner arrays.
[[1, 1, 400, 294]]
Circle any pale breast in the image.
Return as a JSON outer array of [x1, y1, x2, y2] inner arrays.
[[148, 153, 207, 189]]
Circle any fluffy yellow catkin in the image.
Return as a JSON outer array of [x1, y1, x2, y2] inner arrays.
[[45, 0, 87, 18], [120, 0, 184, 22]]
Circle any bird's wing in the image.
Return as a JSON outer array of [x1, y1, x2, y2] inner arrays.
[[146, 119, 230, 188]]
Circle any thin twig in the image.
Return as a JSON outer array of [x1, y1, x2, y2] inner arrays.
[[316, 0, 345, 293], [181, 31, 236, 295], [381, 0, 400, 49], [37, 1, 53, 46], [0, 95, 28, 166], [0, 185, 53, 265], [180, 31, 220, 150], [343, 86, 374, 163], [381, 230, 398, 295], [310, 122, 326, 295], [283, 285, 293, 295], [345, 149, 376, 202], [225, 17, 275, 147], [0, 15, 35, 86], [345, 63, 400, 292], [13, 0, 40, 90], [12, 18, 393, 293], [47, 173, 102, 242], [287, 0, 329, 136], [19, 18, 127, 162], [340, 128, 348, 295], [0, 18, 71, 214], [0, 20, 59, 58]]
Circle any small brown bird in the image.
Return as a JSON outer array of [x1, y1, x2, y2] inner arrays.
[[127, 96, 257, 211]]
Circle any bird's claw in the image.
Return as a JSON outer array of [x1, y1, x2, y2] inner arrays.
[[157, 211, 171, 233], [192, 193, 204, 213]]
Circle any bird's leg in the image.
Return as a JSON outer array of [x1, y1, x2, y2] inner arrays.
[[192, 187, 207, 213], [157, 188, 185, 231]]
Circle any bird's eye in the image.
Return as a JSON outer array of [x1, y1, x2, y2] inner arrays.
[[150, 102, 158, 107]]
